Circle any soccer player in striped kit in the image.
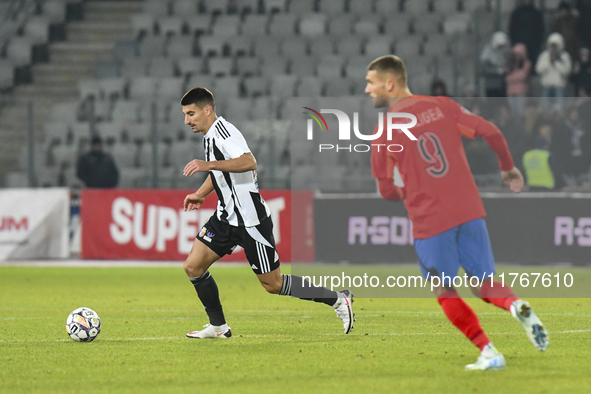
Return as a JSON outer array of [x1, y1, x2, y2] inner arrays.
[[365, 55, 549, 370], [180, 87, 354, 338]]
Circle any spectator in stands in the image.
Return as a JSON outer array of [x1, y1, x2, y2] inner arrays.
[[576, 0, 591, 52], [536, 32, 572, 111], [505, 43, 531, 116], [509, 0, 545, 65], [523, 97, 543, 137], [480, 31, 510, 98], [76, 136, 119, 188], [550, 106, 591, 187], [430, 79, 448, 96], [552, 1, 581, 61], [572, 47, 591, 95], [495, 103, 527, 175], [522, 135, 556, 191]]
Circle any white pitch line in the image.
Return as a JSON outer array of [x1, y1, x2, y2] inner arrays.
[[0, 330, 588, 343]]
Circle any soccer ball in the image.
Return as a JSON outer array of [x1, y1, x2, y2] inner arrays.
[[66, 307, 101, 342]]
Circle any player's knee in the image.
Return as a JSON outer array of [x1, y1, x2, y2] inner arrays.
[[183, 259, 205, 278]]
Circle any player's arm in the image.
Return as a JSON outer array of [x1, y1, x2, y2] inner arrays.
[[184, 174, 214, 211], [183, 152, 257, 176], [377, 178, 406, 201]]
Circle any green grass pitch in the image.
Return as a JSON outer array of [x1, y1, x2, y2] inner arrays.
[[1, 264, 590, 394]]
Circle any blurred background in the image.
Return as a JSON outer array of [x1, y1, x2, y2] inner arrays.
[[0, 0, 590, 193]]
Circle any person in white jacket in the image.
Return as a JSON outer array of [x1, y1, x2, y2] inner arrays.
[[535, 32, 572, 110]]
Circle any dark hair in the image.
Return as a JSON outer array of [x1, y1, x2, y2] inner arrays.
[[180, 87, 216, 110], [367, 55, 407, 86]]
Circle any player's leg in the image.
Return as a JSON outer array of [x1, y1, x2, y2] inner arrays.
[[460, 218, 548, 351], [185, 217, 234, 339], [243, 219, 354, 334], [415, 226, 504, 371]]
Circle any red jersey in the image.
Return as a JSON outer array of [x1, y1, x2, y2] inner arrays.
[[371, 96, 514, 239]]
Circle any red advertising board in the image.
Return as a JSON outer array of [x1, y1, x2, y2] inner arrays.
[[81, 189, 293, 261]]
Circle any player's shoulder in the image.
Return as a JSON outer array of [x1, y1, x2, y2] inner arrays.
[[213, 116, 243, 140]]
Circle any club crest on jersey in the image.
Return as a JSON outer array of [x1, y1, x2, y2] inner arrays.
[[199, 227, 214, 242]]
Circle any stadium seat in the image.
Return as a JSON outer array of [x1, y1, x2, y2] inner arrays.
[[96, 122, 125, 143], [0, 61, 14, 90], [215, 76, 242, 97], [270, 74, 298, 98], [299, 13, 327, 37], [253, 36, 280, 58], [70, 122, 92, 144], [288, 0, 315, 14], [138, 35, 167, 57], [345, 56, 375, 79], [269, 14, 298, 37], [324, 78, 352, 96], [37, 167, 61, 187], [42, 0, 67, 23], [177, 57, 205, 77], [461, 0, 488, 13], [433, 0, 460, 15], [354, 17, 382, 37], [186, 73, 215, 90], [6, 38, 33, 66], [78, 79, 101, 100], [281, 37, 308, 58], [129, 77, 159, 99], [394, 35, 423, 58], [138, 98, 170, 123], [241, 14, 269, 36], [122, 57, 150, 77], [168, 141, 199, 168], [349, 0, 376, 15], [111, 142, 138, 168], [365, 36, 394, 58], [383, 15, 410, 36], [243, 76, 269, 96], [260, 56, 289, 77], [125, 122, 151, 143], [375, 0, 400, 14], [423, 34, 450, 57], [203, 0, 230, 14], [236, 57, 261, 77], [138, 142, 169, 168], [111, 100, 141, 123], [158, 77, 184, 100], [309, 36, 334, 57], [199, 35, 226, 57], [318, 0, 347, 14], [450, 34, 475, 59], [443, 14, 471, 35], [403, 0, 430, 15], [327, 14, 355, 35], [157, 16, 184, 36], [212, 15, 241, 37], [336, 36, 363, 57], [166, 36, 196, 58], [172, 0, 198, 16], [23, 17, 50, 45], [119, 167, 147, 188], [234, 0, 259, 14], [224, 97, 252, 121], [251, 97, 278, 119], [412, 14, 442, 35], [296, 76, 322, 97], [144, 0, 171, 16], [288, 56, 316, 76], [227, 36, 253, 57], [263, 0, 287, 13], [130, 14, 155, 38], [207, 57, 235, 77], [50, 102, 80, 124], [98, 77, 126, 101], [44, 121, 70, 145], [316, 55, 345, 79], [184, 14, 213, 35]]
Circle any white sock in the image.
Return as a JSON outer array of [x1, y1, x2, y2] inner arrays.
[[481, 342, 497, 358]]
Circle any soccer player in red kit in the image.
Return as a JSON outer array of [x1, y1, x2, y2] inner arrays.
[[365, 55, 549, 371]]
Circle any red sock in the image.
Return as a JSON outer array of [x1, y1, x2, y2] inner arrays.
[[480, 281, 519, 311], [437, 290, 490, 351]]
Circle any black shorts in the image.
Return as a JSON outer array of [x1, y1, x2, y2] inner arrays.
[[196, 214, 280, 275]]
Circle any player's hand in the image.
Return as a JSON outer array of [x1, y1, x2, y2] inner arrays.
[[501, 167, 524, 193], [183, 160, 210, 176], [184, 192, 205, 211]]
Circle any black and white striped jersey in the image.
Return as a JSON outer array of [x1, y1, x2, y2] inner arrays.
[[203, 116, 271, 227]]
